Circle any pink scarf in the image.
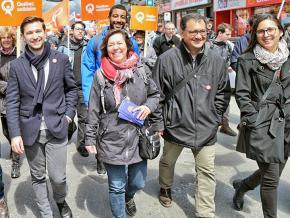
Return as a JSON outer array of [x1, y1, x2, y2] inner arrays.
[[101, 52, 139, 105], [0, 46, 15, 56]]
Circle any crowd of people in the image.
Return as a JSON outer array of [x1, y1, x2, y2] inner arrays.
[[0, 3, 289, 218]]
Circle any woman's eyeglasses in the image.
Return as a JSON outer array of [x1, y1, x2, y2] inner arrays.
[[256, 27, 277, 37]]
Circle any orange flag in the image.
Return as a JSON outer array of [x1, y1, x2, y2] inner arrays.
[[0, 0, 42, 26], [43, 0, 69, 32]]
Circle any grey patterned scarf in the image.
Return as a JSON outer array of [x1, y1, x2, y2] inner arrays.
[[253, 38, 289, 70]]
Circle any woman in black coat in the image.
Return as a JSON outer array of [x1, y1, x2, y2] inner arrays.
[[0, 26, 21, 179], [233, 14, 290, 218]]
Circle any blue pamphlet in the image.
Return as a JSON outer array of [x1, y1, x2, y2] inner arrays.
[[118, 99, 144, 126]]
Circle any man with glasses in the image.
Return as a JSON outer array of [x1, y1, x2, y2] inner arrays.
[[58, 21, 89, 158], [153, 14, 231, 217], [153, 22, 180, 56]]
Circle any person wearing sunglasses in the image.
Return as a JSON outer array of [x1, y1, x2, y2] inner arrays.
[[233, 14, 290, 218]]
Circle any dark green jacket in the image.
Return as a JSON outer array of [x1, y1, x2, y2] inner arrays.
[[235, 51, 290, 163]]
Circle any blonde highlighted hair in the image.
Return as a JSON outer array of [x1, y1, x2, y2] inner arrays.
[[0, 26, 16, 47]]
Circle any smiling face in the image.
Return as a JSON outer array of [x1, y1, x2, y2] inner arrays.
[[0, 34, 13, 50], [181, 19, 207, 55], [256, 19, 282, 53], [109, 9, 127, 30], [22, 21, 46, 54], [72, 23, 85, 41], [107, 33, 128, 64], [217, 28, 232, 41]]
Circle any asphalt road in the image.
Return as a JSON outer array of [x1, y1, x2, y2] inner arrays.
[[0, 97, 290, 218]]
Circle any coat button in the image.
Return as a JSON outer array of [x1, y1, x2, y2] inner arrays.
[[260, 66, 264, 70], [194, 74, 197, 78], [242, 121, 247, 126], [278, 117, 284, 122]]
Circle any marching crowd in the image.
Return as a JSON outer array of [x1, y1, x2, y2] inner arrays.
[[0, 3, 290, 218]]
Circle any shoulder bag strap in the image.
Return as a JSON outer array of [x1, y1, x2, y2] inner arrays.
[[260, 70, 280, 105], [164, 66, 196, 103], [96, 70, 106, 114]]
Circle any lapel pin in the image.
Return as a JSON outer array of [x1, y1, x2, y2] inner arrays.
[[52, 58, 57, 63]]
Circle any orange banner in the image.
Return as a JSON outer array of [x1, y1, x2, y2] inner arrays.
[[81, 0, 115, 21], [43, 0, 69, 32], [96, 19, 109, 34], [130, 6, 158, 31], [0, 0, 42, 26]]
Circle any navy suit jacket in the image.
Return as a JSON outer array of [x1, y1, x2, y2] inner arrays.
[[6, 49, 77, 145]]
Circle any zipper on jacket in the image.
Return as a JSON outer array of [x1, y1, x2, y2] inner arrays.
[[126, 129, 129, 159]]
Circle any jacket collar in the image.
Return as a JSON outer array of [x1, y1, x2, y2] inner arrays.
[[179, 41, 209, 64], [20, 49, 58, 92]]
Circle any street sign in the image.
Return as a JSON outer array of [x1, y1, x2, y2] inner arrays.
[[146, 0, 154, 6]]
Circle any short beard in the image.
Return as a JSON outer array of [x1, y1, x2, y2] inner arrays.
[[110, 22, 125, 30]]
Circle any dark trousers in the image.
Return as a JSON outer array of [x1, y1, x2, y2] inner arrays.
[[1, 115, 20, 163], [0, 165, 4, 199], [76, 91, 87, 148], [243, 161, 287, 218]]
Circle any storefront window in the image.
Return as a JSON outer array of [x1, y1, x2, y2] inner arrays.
[[254, 3, 290, 27], [233, 8, 250, 36]]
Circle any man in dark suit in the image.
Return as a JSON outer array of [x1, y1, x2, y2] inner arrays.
[[6, 16, 77, 218]]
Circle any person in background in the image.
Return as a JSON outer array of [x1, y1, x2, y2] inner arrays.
[[233, 14, 290, 218], [82, 4, 140, 174], [153, 22, 180, 56], [133, 30, 157, 71], [211, 23, 237, 137], [84, 22, 96, 42], [58, 21, 90, 158], [231, 16, 254, 72], [156, 23, 164, 36], [147, 23, 164, 47], [6, 16, 77, 218], [207, 18, 216, 40], [85, 29, 160, 218], [153, 14, 230, 217], [0, 26, 22, 179], [0, 26, 13, 218], [283, 22, 290, 50], [47, 34, 59, 50]]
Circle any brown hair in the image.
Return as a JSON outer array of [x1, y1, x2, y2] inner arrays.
[[20, 16, 46, 34], [0, 26, 16, 47], [217, 23, 233, 34], [245, 14, 284, 53], [101, 29, 132, 58]]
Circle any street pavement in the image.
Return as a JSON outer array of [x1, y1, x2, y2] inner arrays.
[[0, 96, 290, 218]]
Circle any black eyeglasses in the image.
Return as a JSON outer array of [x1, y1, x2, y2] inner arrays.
[[185, 29, 207, 37], [74, 27, 85, 32], [256, 27, 277, 37]]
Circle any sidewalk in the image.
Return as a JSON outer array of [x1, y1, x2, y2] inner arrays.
[[0, 97, 290, 218]]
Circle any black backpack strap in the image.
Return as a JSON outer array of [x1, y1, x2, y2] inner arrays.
[[96, 70, 107, 114]]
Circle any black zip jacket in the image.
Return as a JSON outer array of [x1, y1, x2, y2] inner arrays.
[[153, 42, 231, 148]]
